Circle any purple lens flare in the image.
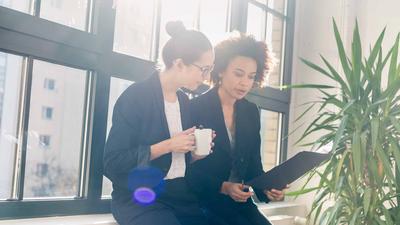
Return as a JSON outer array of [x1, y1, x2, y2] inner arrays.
[[133, 187, 156, 204]]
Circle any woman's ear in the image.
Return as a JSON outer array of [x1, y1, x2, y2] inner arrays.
[[172, 58, 185, 71]]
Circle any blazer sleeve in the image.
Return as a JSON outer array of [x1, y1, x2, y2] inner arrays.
[[103, 94, 151, 189], [245, 105, 271, 203], [186, 159, 227, 199]]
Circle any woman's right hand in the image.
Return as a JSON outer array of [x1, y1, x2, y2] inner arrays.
[[168, 127, 196, 153], [221, 182, 253, 203]]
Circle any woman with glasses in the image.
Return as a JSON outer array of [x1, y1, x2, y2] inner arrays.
[[104, 21, 214, 225], [186, 34, 287, 225]]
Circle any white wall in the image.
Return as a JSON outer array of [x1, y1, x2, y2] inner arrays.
[[287, 0, 400, 215]]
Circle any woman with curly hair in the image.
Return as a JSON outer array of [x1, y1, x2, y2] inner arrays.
[[187, 34, 286, 225]]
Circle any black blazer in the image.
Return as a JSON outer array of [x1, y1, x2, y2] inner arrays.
[[103, 72, 193, 202], [186, 88, 269, 202]]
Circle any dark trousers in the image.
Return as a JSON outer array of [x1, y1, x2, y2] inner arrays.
[[112, 199, 209, 225], [203, 195, 272, 225], [111, 178, 209, 225]]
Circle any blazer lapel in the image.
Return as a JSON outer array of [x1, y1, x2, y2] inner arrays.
[[177, 91, 190, 130], [209, 88, 232, 154], [148, 73, 170, 140]]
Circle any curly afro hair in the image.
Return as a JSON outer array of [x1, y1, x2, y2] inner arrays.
[[211, 33, 273, 88]]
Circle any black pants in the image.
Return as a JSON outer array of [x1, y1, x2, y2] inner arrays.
[[111, 178, 209, 225], [112, 201, 209, 225], [203, 195, 272, 225]]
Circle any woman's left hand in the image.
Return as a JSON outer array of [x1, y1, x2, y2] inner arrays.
[[264, 184, 289, 201]]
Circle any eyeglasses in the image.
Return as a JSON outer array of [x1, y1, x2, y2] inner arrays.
[[191, 63, 214, 77]]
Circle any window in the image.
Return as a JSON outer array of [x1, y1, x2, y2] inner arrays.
[[0, 0, 31, 14], [0, 52, 24, 201], [259, 110, 282, 171], [41, 106, 53, 120], [24, 60, 88, 199], [113, 0, 231, 61], [158, 0, 198, 62], [102, 77, 134, 198], [113, 0, 156, 59], [50, 0, 63, 9], [247, 3, 266, 41], [39, 0, 90, 31], [246, 0, 287, 88], [198, 0, 231, 44], [0, 54, 6, 127], [44, 78, 55, 90], [36, 163, 49, 177], [38, 135, 51, 148], [266, 0, 287, 15], [0, 0, 295, 218]]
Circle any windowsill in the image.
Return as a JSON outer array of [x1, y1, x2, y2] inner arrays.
[[0, 201, 307, 225], [256, 201, 307, 217], [0, 214, 117, 225]]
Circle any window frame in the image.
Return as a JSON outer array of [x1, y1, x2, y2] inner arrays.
[[0, 0, 295, 219]]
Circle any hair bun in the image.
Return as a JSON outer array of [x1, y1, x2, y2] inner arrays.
[[165, 21, 186, 38]]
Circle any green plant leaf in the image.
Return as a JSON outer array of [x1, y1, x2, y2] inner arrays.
[[388, 34, 400, 85], [320, 55, 351, 96], [389, 137, 400, 173], [294, 103, 315, 123], [286, 186, 320, 196], [371, 118, 380, 151], [376, 145, 395, 181], [363, 188, 372, 215], [333, 19, 353, 92], [283, 83, 336, 89], [351, 20, 362, 97], [349, 207, 362, 225], [368, 27, 386, 66], [331, 115, 348, 153]]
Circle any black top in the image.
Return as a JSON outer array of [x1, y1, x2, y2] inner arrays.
[[103, 72, 194, 203], [186, 88, 269, 202]]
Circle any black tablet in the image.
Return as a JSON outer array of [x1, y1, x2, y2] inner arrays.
[[246, 151, 330, 190]]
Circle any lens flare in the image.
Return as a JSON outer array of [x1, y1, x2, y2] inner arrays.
[[133, 187, 156, 204]]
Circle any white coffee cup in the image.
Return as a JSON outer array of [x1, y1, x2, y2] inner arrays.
[[193, 128, 212, 156]]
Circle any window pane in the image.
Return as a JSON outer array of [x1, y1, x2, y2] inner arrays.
[[102, 77, 134, 198], [24, 60, 88, 198], [246, 3, 266, 41], [113, 0, 156, 59], [254, 0, 287, 15], [158, 0, 198, 62], [247, 4, 286, 88], [199, 0, 230, 45], [265, 13, 285, 87], [0, 53, 24, 200], [0, 0, 31, 14], [39, 0, 89, 31], [260, 110, 282, 171], [267, 0, 286, 15]]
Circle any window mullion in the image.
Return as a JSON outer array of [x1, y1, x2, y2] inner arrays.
[[151, 0, 162, 62], [33, 0, 41, 17], [12, 57, 33, 200], [77, 72, 95, 199], [86, 0, 94, 33]]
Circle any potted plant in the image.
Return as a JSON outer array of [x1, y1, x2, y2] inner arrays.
[[288, 19, 400, 224]]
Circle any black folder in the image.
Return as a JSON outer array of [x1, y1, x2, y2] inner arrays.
[[246, 151, 330, 190]]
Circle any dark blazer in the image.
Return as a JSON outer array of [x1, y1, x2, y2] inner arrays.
[[103, 72, 194, 209], [186, 87, 269, 203]]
